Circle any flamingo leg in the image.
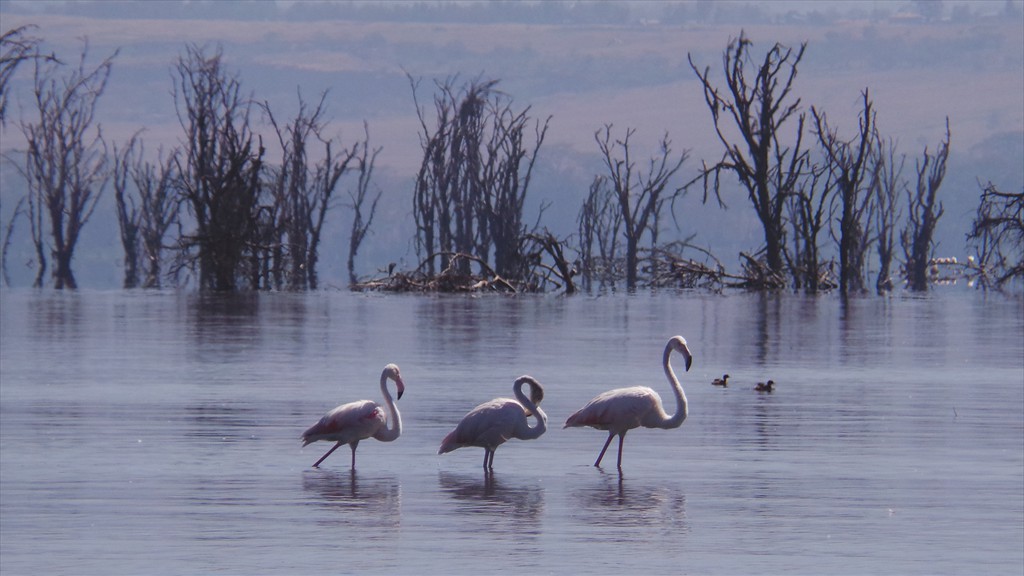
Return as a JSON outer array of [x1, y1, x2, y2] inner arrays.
[[615, 431, 627, 469], [312, 441, 344, 468], [594, 431, 616, 467], [349, 443, 358, 470]]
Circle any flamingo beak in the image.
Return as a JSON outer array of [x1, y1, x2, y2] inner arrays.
[[685, 355, 693, 371], [395, 377, 405, 400]]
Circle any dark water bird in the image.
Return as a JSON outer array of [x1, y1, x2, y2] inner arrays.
[[301, 364, 405, 469], [438, 376, 547, 470], [712, 374, 729, 387], [564, 336, 692, 469], [755, 380, 775, 393]]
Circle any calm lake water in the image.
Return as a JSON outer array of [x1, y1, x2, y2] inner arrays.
[[1, 289, 1022, 575]]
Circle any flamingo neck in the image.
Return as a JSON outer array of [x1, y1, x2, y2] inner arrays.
[[376, 373, 402, 442], [661, 344, 688, 429], [514, 379, 547, 440]]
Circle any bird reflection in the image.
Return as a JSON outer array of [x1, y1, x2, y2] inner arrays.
[[301, 468, 401, 528], [438, 471, 544, 521], [572, 470, 688, 532]]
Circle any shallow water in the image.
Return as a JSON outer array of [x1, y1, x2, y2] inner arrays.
[[1, 289, 1022, 575]]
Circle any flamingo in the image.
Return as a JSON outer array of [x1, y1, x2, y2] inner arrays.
[[564, 335, 692, 469], [438, 375, 547, 470], [301, 363, 405, 469], [755, 380, 775, 392], [712, 373, 729, 387]]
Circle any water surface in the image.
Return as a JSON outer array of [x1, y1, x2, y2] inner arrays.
[[1, 290, 1021, 574]]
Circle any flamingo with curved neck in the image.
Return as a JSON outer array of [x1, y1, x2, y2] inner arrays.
[[438, 375, 547, 470], [301, 363, 405, 469], [564, 336, 692, 469]]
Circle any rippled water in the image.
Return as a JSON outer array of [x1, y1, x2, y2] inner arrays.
[[1, 290, 1022, 575]]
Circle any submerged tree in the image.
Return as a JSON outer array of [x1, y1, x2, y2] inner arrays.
[[901, 120, 950, 292], [689, 30, 809, 278], [813, 89, 876, 295], [173, 44, 263, 291], [16, 42, 115, 289], [870, 136, 906, 294], [594, 124, 688, 290], [409, 75, 549, 282], [786, 159, 834, 292], [263, 91, 365, 290], [966, 182, 1024, 288], [346, 122, 382, 287], [577, 174, 623, 290], [112, 136, 181, 289], [112, 135, 142, 288]]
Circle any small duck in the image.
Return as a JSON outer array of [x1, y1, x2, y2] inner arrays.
[[711, 374, 730, 387], [755, 380, 775, 393]]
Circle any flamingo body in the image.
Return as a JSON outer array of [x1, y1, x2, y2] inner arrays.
[[564, 336, 693, 469], [563, 386, 667, 432], [302, 400, 388, 446], [301, 363, 405, 469], [438, 376, 547, 469]]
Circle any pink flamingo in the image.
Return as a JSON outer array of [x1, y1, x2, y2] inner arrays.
[[438, 375, 547, 470], [301, 364, 405, 469], [564, 335, 693, 469]]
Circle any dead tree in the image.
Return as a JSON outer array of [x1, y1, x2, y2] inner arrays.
[[901, 120, 950, 292], [576, 175, 623, 290], [409, 74, 549, 283], [135, 147, 180, 289], [786, 160, 835, 292], [870, 136, 905, 294], [812, 89, 876, 295], [481, 104, 549, 280], [347, 122, 382, 287], [263, 91, 359, 290], [112, 135, 142, 288], [595, 125, 688, 290], [16, 42, 115, 289], [689, 30, 809, 279], [966, 182, 1024, 288], [0, 25, 58, 125], [173, 44, 264, 291], [113, 137, 182, 290]]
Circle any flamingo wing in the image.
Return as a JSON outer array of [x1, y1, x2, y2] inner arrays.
[[302, 399, 385, 446], [564, 386, 660, 432]]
